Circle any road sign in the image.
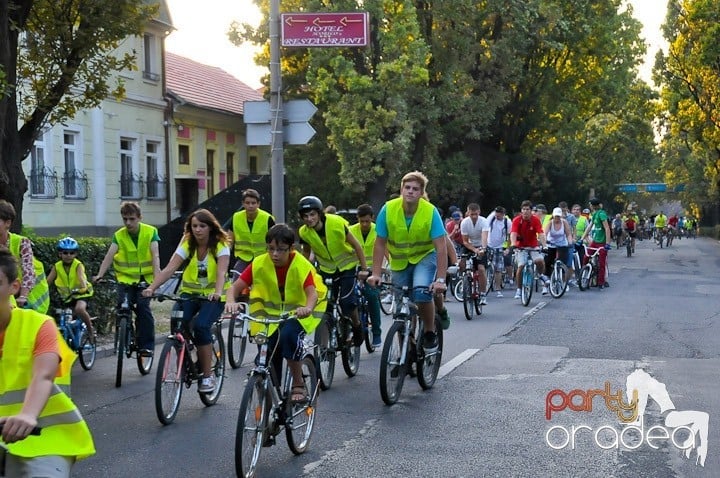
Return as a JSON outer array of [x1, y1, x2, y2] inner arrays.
[[281, 12, 370, 47], [617, 184, 638, 192], [247, 123, 317, 146], [244, 99, 317, 145], [645, 183, 667, 192]]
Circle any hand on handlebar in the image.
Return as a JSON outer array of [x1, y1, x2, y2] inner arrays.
[[295, 306, 312, 318], [0, 414, 40, 443], [366, 274, 381, 287]]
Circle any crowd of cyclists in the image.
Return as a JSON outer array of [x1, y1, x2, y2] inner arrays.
[[0, 173, 702, 475]]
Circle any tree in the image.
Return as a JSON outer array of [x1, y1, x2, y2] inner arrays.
[[0, 0, 155, 231]]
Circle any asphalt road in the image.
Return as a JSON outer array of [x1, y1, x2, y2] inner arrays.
[[70, 235, 720, 477]]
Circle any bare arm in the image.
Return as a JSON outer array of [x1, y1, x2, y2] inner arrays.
[[297, 284, 318, 318], [144, 254, 185, 295], [93, 242, 119, 281], [46, 266, 57, 286], [445, 235, 457, 264], [150, 240, 161, 279], [76, 263, 89, 291], [368, 237, 388, 285], [213, 254, 230, 298]]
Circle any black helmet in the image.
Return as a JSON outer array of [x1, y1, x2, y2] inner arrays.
[[589, 197, 601, 206], [298, 196, 323, 215]]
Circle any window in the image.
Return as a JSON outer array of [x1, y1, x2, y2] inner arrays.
[[29, 137, 57, 198], [120, 137, 142, 198], [249, 155, 258, 175], [178, 144, 189, 165], [142, 33, 159, 81], [146, 140, 165, 199], [226, 152, 234, 184], [206, 149, 215, 196], [63, 132, 79, 197]]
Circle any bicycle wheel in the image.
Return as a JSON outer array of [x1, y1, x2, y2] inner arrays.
[[579, 264, 592, 291], [549, 262, 567, 299], [361, 306, 375, 354], [341, 342, 360, 377], [313, 316, 335, 390], [484, 263, 494, 294], [78, 329, 96, 370], [379, 321, 407, 406], [286, 355, 318, 455], [417, 318, 443, 390], [154, 339, 184, 425], [235, 374, 268, 478], [521, 265, 533, 306], [379, 286, 394, 315], [115, 317, 127, 387], [452, 277, 463, 302], [133, 321, 153, 376], [626, 239, 632, 257], [200, 325, 226, 406], [228, 315, 247, 369], [474, 280, 483, 316], [462, 275, 475, 320]]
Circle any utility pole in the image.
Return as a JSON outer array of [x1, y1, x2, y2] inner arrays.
[[269, 0, 285, 221]]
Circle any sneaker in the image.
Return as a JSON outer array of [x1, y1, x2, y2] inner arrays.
[[480, 294, 488, 305], [541, 285, 549, 295], [514, 289, 521, 299], [372, 334, 382, 347], [352, 324, 363, 347], [540, 274, 550, 284], [438, 308, 451, 330], [568, 279, 578, 288], [139, 348, 154, 357], [198, 375, 216, 393], [600, 282, 610, 289], [496, 291, 503, 298], [422, 331, 439, 354]]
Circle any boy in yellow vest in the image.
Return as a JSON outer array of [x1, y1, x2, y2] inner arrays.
[[229, 188, 275, 273], [0, 251, 95, 476], [47, 237, 95, 343], [93, 202, 160, 356]]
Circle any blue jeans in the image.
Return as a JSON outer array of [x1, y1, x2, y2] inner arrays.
[[118, 283, 154, 350], [321, 269, 357, 316], [391, 251, 437, 303], [257, 318, 305, 381], [362, 283, 382, 336], [175, 295, 224, 345]]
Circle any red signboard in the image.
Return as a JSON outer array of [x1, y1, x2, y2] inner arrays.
[[281, 12, 369, 47]]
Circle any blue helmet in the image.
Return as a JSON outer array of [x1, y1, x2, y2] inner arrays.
[[57, 236, 79, 251]]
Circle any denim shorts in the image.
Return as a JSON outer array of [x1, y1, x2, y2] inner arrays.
[[391, 251, 437, 303]]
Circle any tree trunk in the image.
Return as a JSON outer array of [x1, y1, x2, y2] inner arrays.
[[0, 129, 27, 234]]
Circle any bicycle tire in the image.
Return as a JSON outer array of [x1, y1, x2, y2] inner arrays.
[[474, 289, 483, 316], [462, 275, 475, 320], [228, 315, 247, 369], [154, 339, 184, 425], [340, 318, 360, 377], [200, 324, 226, 406], [485, 262, 494, 293], [286, 355, 318, 455], [78, 329, 96, 371], [549, 262, 567, 299], [379, 321, 407, 405], [579, 264, 592, 291], [314, 316, 335, 390], [521, 264, 533, 306], [626, 240, 632, 257], [361, 306, 375, 354], [379, 290, 394, 315], [417, 317, 443, 390], [452, 278, 463, 302], [235, 374, 267, 478], [115, 317, 127, 387]]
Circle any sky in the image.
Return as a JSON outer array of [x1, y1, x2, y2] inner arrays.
[[164, 0, 668, 90]]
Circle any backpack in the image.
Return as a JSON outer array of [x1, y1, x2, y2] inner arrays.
[[489, 216, 510, 242]]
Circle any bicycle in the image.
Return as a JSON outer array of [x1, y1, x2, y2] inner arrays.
[[355, 282, 376, 353], [547, 249, 568, 299], [234, 312, 318, 478], [54, 290, 97, 370], [485, 248, 508, 293], [226, 270, 249, 369], [456, 253, 483, 320], [578, 244, 608, 291], [516, 247, 541, 306], [99, 279, 154, 387], [378, 284, 443, 405], [378, 268, 394, 315], [153, 294, 226, 425], [624, 234, 633, 257], [313, 275, 362, 391]]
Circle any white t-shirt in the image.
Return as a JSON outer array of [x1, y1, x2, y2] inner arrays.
[[485, 214, 511, 248], [460, 216, 490, 247], [175, 243, 230, 287]]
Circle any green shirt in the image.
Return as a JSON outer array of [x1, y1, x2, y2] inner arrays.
[[591, 209, 609, 243]]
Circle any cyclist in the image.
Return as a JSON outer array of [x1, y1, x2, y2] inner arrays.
[[298, 196, 368, 347], [543, 208, 573, 293], [654, 211, 668, 244], [559, 202, 578, 287], [459, 203, 489, 305], [0, 200, 50, 313], [367, 171, 447, 354], [486, 206, 513, 297], [533, 204, 550, 229], [224, 224, 327, 402], [348, 204, 383, 346], [667, 213, 679, 244], [0, 250, 95, 477], [46, 237, 95, 343], [581, 197, 612, 289], [228, 188, 275, 274], [623, 210, 638, 252], [93, 201, 160, 357], [510, 200, 548, 299], [611, 214, 623, 249], [446, 210, 464, 257], [144, 209, 229, 393]]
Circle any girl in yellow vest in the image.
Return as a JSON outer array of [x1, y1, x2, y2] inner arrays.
[[225, 224, 327, 402], [46, 237, 95, 343], [0, 250, 95, 476], [144, 209, 230, 394]]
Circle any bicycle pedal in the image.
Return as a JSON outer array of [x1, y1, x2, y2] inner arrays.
[[262, 435, 276, 447]]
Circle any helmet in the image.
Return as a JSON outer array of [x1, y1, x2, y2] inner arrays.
[[589, 197, 601, 206], [298, 195, 323, 215], [57, 236, 79, 251]]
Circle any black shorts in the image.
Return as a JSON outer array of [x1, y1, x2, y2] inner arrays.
[[461, 246, 488, 267]]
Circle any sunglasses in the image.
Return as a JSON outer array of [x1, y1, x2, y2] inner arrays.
[[59, 250, 76, 255]]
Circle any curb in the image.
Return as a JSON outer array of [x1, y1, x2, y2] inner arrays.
[[93, 331, 174, 360]]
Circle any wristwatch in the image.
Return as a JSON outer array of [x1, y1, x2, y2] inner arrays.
[[436, 278, 446, 283]]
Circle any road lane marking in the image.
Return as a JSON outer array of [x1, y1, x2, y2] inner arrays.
[[438, 348, 480, 380]]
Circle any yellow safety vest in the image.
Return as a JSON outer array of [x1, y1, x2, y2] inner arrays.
[[53, 259, 93, 301], [385, 197, 435, 270], [0, 309, 95, 459], [8, 233, 49, 313], [113, 223, 156, 284], [348, 222, 376, 268], [298, 213, 358, 274], [178, 240, 230, 298], [249, 253, 327, 337], [575, 216, 588, 240], [232, 209, 273, 261]]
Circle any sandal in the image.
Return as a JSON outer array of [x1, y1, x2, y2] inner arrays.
[[291, 384, 307, 403]]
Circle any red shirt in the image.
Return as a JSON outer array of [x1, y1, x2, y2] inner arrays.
[[668, 216, 678, 227], [239, 252, 314, 300], [511, 214, 543, 248]]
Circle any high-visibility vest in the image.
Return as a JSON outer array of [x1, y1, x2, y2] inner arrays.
[[385, 197, 434, 270], [0, 308, 95, 459], [113, 223, 156, 284], [575, 216, 588, 240], [248, 252, 327, 337], [299, 214, 358, 274], [8, 233, 49, 313], [232, 209, 273, 261], [177, 240, 230, 298], [348, 222, 376, 268], [53, 259, 93, 301]]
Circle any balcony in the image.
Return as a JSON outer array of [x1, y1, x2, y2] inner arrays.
[[120, 173, 144, 199], [28, 167, 58, 198], [146, 174, 167, 200], [63, 169, 89, 199]]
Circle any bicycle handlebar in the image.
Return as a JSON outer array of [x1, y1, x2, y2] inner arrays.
[[0, 423, 42, 436]]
